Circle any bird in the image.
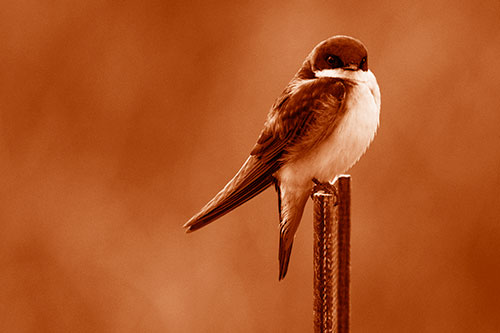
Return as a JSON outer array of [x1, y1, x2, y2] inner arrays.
[[184, 35, 381, 280]]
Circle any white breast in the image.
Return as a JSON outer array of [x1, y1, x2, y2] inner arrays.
[[277, 69, 380, 186]]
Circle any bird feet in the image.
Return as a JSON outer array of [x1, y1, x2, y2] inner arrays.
[[311, 178, 338, 205]]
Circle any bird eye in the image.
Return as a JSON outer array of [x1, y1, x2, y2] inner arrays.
[[360, 57, 367, 69], [326, 55, 342, 68]]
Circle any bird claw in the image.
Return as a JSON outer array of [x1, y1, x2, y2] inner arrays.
[[311, 178, 338, 205]]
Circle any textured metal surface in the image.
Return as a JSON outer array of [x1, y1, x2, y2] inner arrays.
[[312, 176, 350, 333], [313, 189, 336, 332], [335, 176, 351, 333]]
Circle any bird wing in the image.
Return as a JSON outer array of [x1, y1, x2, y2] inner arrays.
[[250, 78, 348, 163], [184, 155, 279, 232], [184, 77, 348, 234]]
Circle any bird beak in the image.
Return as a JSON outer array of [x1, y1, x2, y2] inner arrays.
[[343, 63, 358, 71]]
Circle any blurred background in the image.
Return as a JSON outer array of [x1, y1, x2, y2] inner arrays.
[[1, 0, 500, 332]]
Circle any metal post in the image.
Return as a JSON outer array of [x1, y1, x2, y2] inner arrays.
[[312, 175, 351, 333]]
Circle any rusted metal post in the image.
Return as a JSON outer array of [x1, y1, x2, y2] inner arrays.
[[312, 175, 351, 333]]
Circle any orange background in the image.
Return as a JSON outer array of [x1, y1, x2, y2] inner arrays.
[[1, 1, 500, 332]]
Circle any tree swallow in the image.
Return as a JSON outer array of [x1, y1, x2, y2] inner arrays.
[[184, 35, 381, 280]]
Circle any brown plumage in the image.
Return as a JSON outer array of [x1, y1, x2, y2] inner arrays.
[[184, 78, 348, 279], [184, 35, 380, 280]]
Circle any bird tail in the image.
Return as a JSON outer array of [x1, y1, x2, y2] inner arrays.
[[277, 182, 310, 280], [184, 156, 278, 233]]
